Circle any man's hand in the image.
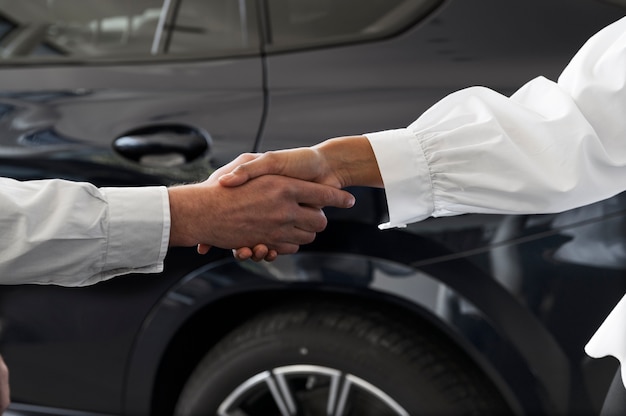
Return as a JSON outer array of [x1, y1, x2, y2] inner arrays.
[[0, 354, 9, 415], [168, 175, 355, 254], [211, 149, 335, 261], [217, 136, 383, 261]]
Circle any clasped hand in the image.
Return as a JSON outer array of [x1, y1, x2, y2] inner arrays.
[[198, 136, 381, 261]]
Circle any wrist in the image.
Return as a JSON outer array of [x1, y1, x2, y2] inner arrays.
[[168, 184, 204, 247], [315, 136, 383, 188]]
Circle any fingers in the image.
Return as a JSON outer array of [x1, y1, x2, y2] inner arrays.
[[189, 174, 355, 259], [294, 181, 355, 209], [249, 245, 269, 261], [233, 247, 253, 260], [264, 249, 279, 262], [271, 198, 320, 232], [197, 244, 211, 255], [207, 153, 260, 184], [266, 242, 300, 255], [218, 156, 269, 187], [219, 149, 314, 187], [233, 245, 279, 262]]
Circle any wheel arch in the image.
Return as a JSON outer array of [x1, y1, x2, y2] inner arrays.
[[123, 250, 564, 415]]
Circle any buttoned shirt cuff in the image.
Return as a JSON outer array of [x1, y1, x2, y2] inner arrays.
[[364, 128, 434, 229], [98, 186, 170, 280]]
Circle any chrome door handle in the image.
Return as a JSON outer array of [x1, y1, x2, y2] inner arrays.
[[113, 125, 209, 166]]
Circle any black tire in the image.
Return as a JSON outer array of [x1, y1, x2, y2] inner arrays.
[[175, 301, 511, 416]]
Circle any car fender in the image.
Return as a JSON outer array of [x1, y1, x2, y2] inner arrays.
[[124, 250, 568, 415]]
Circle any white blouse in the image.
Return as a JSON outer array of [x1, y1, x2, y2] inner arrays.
[[365, 16, 626, 386]]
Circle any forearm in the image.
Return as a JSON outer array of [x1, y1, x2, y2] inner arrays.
[[314, 136, 383, 188]]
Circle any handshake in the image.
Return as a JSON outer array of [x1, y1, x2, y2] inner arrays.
[[167, 135, 382, 261]]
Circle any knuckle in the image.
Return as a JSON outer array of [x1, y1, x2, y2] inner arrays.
[[263, 151, 279, 163], [233, 164, 249, 174], [271, 181, 294, 199], [303, 232, 316, 244], [239, 152, 255, 160], [280, 209, 297, 224], [319, 187, 340, 206], [313, 211, 328, 232], [263, 151, 289, 172]]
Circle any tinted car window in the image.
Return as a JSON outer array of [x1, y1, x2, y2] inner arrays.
[[0, 0, 259, 62], [169, 0, 259, 55], [266, 0, 442, 50]]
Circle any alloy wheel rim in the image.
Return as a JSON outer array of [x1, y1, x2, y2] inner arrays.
[[217, 364, 409, 416]]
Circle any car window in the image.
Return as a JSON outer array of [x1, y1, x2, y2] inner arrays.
[[168, 0, 259, 55], [265, 0, 443, 50], [0, 0, 259, 62]]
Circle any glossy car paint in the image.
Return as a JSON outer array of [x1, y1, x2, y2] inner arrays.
[[1, 0, 626, 415]]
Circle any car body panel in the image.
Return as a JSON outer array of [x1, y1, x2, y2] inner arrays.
[[0, 59, 264, 185], [125, 244, 562, 415]]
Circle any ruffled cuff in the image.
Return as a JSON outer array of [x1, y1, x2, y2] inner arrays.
[[364, 128, 434, 229]]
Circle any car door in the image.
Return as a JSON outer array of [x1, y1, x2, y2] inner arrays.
[[257, 0, 622, 150], [0, 0, 264, 186], [0, 1, 264, 414]]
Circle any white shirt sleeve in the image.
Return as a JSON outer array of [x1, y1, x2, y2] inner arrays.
[[366, 16, 626, 388], [366, 16, 626, 229], [0, 178, 170, 286]]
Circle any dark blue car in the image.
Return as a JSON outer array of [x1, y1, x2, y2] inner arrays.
[[1, 0, 625, 414]]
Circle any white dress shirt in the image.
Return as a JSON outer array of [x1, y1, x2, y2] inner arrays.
[[0, 178, 170, 286], [365, 16, 626, 386]]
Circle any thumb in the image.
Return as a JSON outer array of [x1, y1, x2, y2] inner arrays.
[[219, 157, 273, 187], [218, 167, 251, 187]]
